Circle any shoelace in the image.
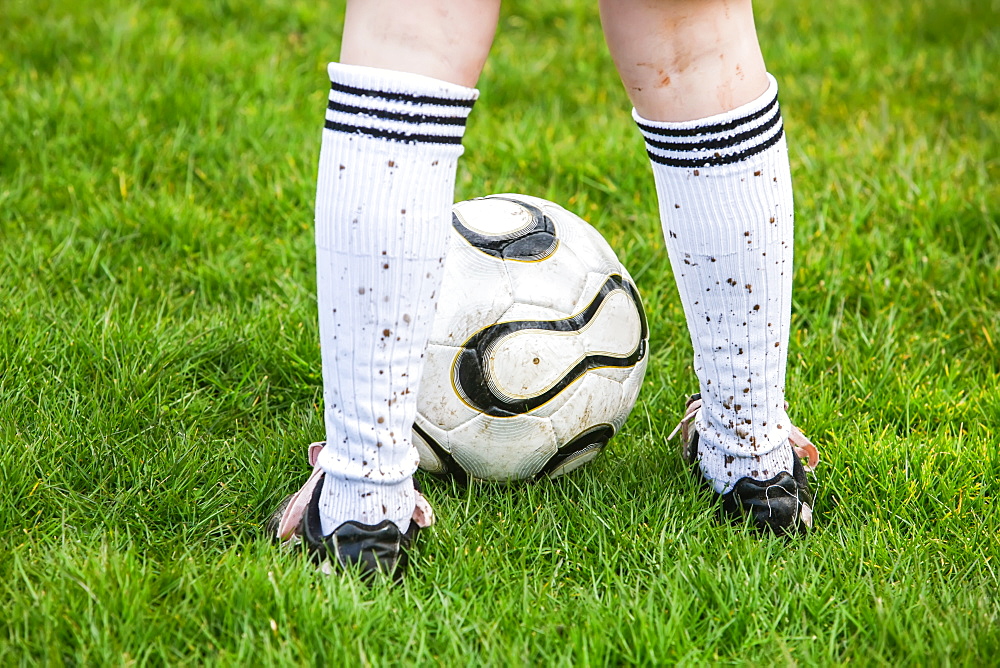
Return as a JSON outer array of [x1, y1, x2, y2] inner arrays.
[[667, 396, 820, 472]]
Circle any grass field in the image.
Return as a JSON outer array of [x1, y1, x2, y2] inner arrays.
[[2, 0, 998, 664]]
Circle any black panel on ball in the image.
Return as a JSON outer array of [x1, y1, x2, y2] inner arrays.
[[413, 422, 469, 485], [536, 424, 615, 479], [452, 274, 649, 417], [451, 196, 558, 261]]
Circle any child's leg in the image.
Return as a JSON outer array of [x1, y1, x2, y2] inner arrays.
[[274, 1, 501, 573], [601, 0, 813, 532], [340, 0, 499, 88]]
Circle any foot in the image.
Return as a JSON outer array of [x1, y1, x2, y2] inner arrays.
[[670, 394, 820, 535], [267, 442, 434, 580]]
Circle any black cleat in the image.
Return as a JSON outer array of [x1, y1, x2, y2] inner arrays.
[[670, 394, 819, 535], [719, 455, 813, 535], [267, 442, 433, 580]]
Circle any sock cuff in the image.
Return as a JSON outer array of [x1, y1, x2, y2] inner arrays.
[[633, 74, 783, 169], [695, 434, 795, 494], [318, 473, 415, 534], [325, 62, 479, 146]]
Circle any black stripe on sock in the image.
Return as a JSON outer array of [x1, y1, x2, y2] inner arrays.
[[324, 119, 464, 144], [643, 111, 782, 154], [329, 79, 476, 109], [327, 98, 469, 127], [647, 126, 784, 167], [635, 94, 778, 139]]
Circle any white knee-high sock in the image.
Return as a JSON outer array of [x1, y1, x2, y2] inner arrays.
[[635, 75, 795, 494], [314, 63, 477, 532]]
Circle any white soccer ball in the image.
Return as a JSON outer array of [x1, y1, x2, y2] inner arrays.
[[413, 194, 649, 482]]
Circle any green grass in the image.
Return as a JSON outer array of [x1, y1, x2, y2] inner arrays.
[[2, 0, 998, 664]]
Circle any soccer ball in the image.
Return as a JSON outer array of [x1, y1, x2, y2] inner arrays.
[[413, 194, 649, 482]]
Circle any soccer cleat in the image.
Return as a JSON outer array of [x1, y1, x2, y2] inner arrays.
[[267, 442, 434, 580], [669, 394, 819, 535]]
